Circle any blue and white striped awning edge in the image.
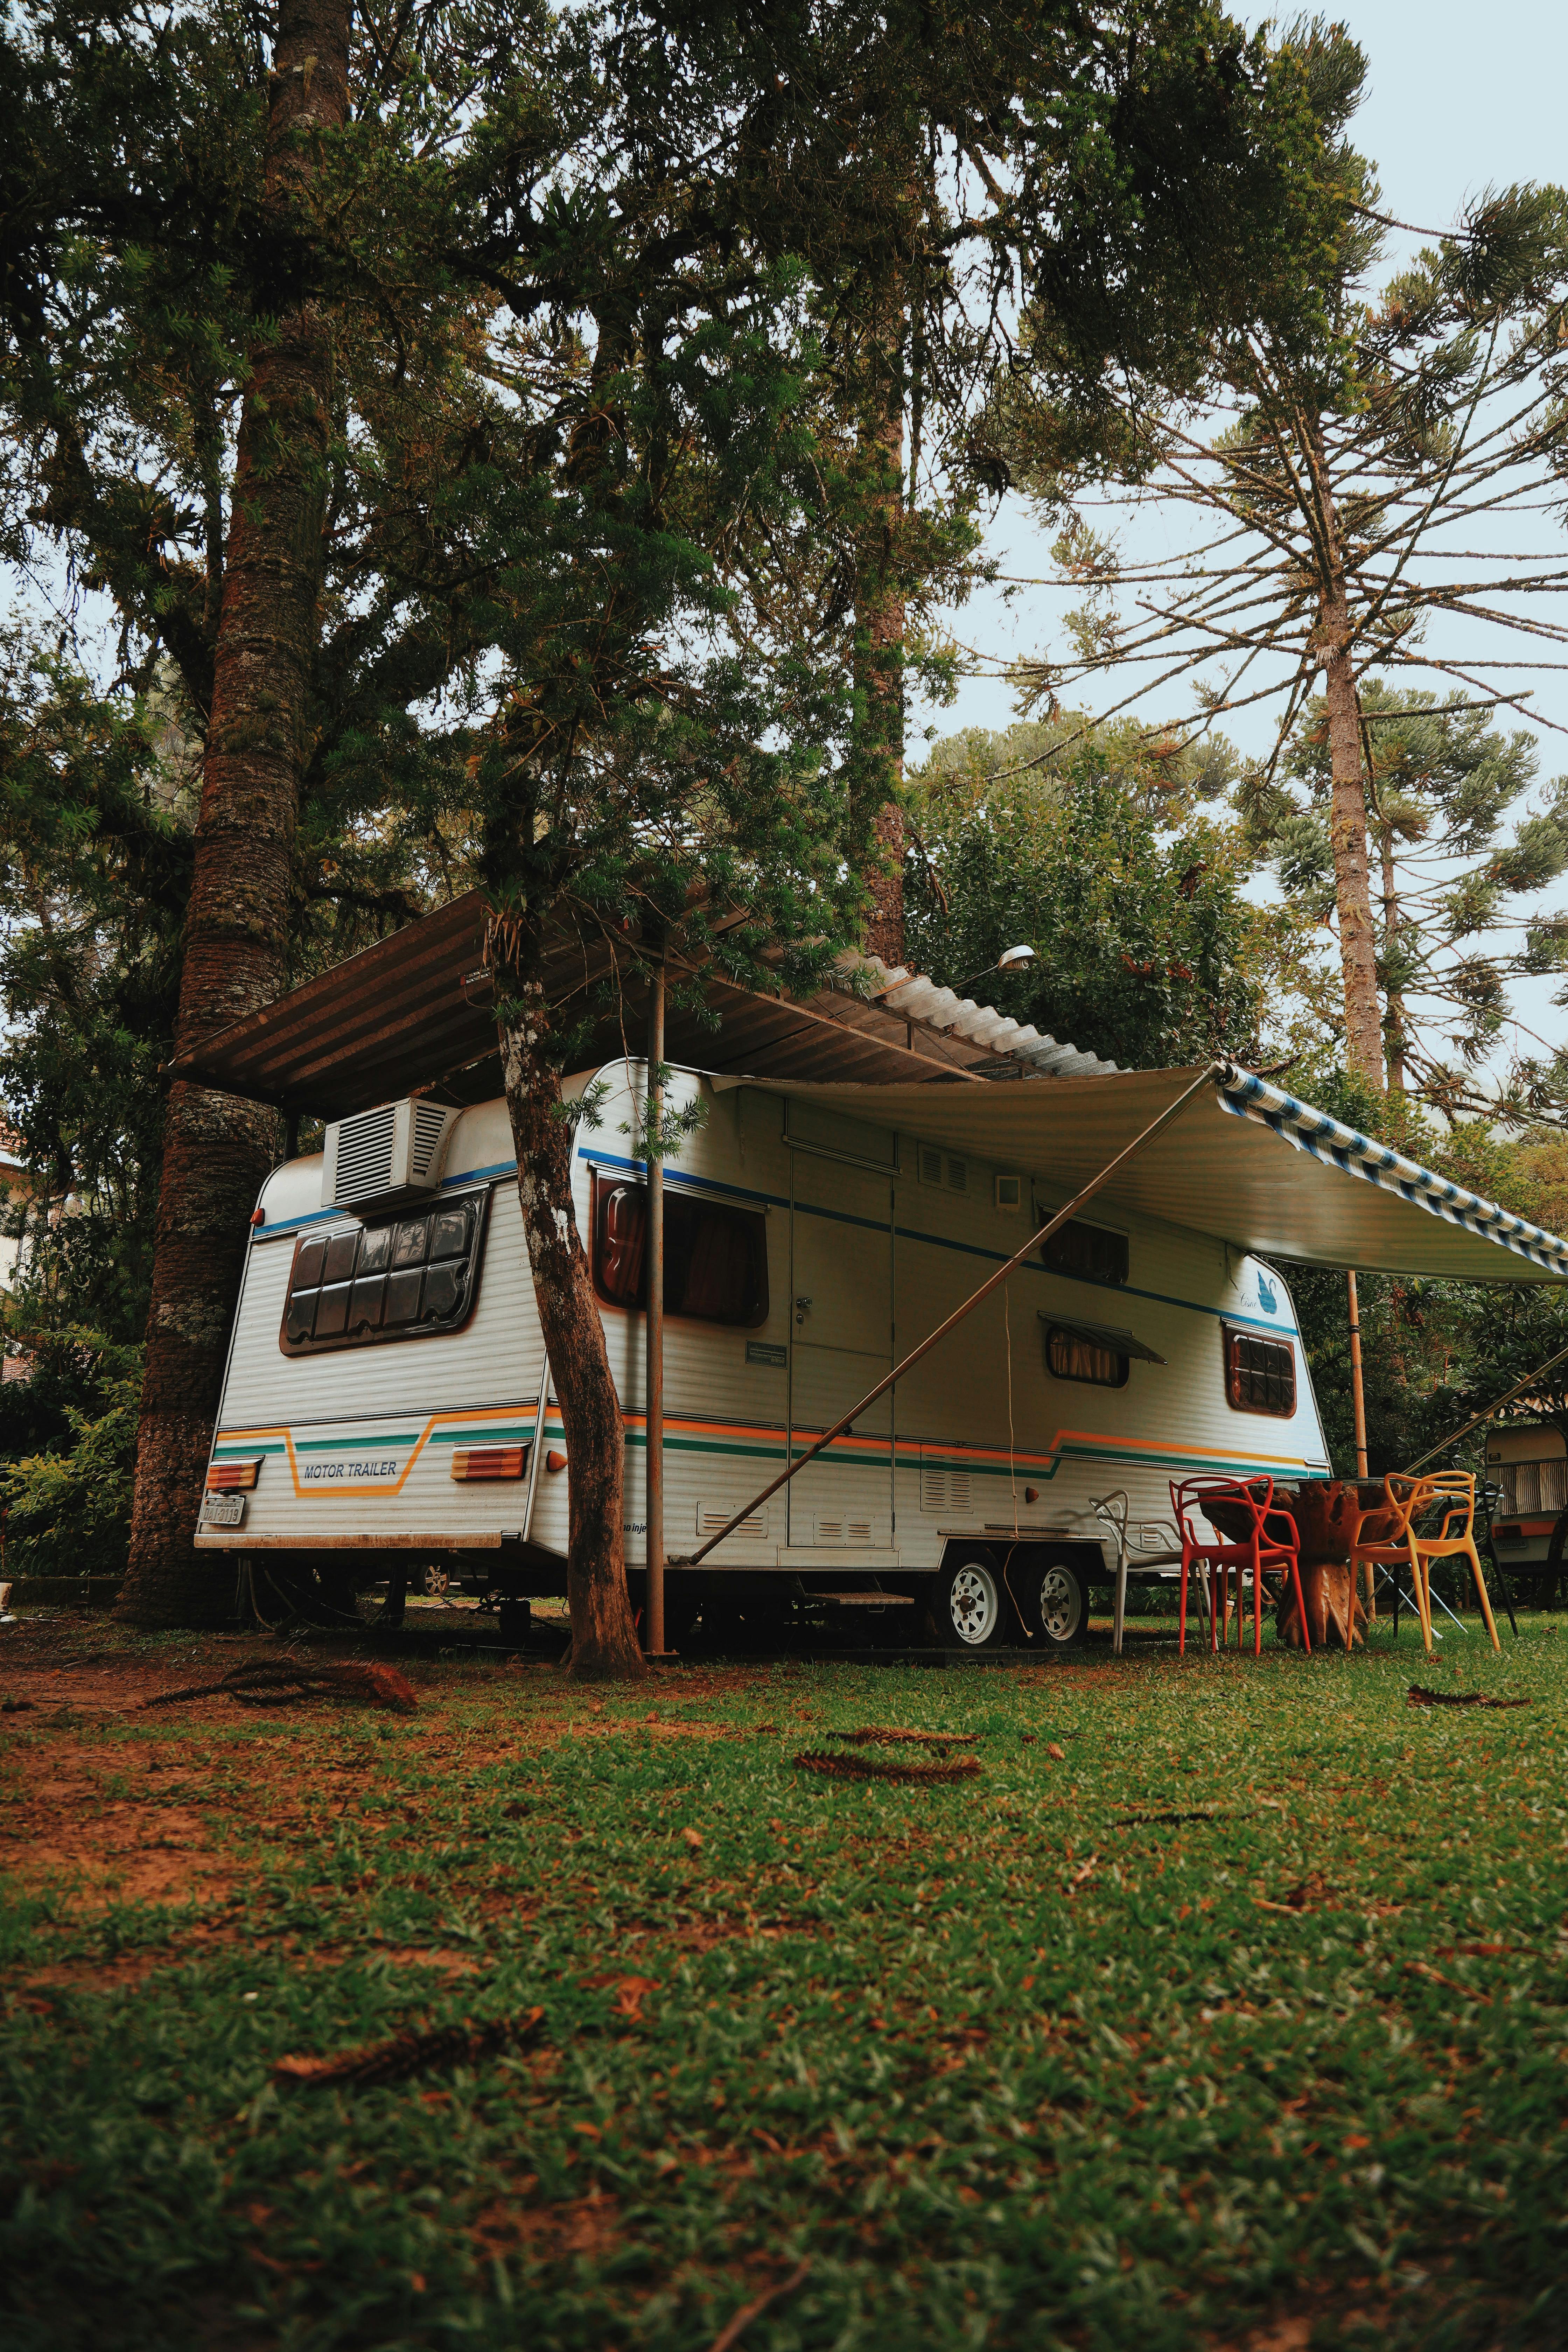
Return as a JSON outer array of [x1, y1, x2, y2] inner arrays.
[[1218, 1065, 1568, 1279]]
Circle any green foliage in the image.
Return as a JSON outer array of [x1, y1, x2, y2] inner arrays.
[[0, 1329, 140, 1578], [0, 643, 191, 1338], [906, 729, 1271, 1069]]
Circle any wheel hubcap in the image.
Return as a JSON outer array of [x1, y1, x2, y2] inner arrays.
[[949, 1561, 1000, 1644], [1039, 1567, 1082, 1643]]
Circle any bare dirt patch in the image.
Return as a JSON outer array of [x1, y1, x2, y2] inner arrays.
[[1, 1733, 238, 1909], [470, 2188, 623, 2263]]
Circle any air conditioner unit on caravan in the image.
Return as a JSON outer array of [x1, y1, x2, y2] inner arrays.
[[321, 1098, 459, 1211]]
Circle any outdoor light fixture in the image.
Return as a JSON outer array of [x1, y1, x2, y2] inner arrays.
[[949, 944, 1038, 993]]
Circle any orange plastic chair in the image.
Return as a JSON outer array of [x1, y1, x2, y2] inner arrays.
[[1170, 1475, 1309, 1657], [1348, 1472, 1499, 1655]]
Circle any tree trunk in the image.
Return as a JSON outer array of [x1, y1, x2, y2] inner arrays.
[[497, 959, 646, 1682], [1319, 611, 1384, 1090], [1302, 420, 1383, 1093], [1379, 830, 1407, 1091], [118, 0, 350, 1628], [855, 307, 906, 969]]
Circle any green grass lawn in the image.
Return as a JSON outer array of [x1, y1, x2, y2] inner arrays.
[[3, 1614, 1567, 2352]]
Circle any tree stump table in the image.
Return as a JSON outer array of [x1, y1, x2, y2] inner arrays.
[[1274, 1480, 1394, 1650]]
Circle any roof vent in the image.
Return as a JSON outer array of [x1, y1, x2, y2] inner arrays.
[[322, 1099, 458, 1211]]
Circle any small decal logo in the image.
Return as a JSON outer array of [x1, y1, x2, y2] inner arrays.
[[1256, 1275, 1278, 1315]]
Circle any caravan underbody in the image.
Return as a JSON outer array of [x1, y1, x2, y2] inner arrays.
[[196, 1064, 1330, 1647]]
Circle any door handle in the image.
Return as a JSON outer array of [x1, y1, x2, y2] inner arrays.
[[794, 1295, 812, 1325]]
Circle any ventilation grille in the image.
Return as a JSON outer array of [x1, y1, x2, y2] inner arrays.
[[697, 1503, 767, 1541], [918, 1144, 969, 1194], [816, 1516, 874, 1546], [920, 1464, 973, 1514], [332, 1106, 398, 1202], [324, 1098, 459, 1209], [411, 1100, 454, 1182]]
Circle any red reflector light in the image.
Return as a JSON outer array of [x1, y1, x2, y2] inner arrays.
[[450, 1446, 527, 1483], [206, 1458, 261, 1491]]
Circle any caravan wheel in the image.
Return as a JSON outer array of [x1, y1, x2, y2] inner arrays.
[[1031, 1556, 1089, 1651], [938, 1553, 1011, 1650]]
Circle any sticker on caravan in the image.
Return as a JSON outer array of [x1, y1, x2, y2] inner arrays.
[[209, 1409, 542, 1500], [298, 1454, 406, 1484]]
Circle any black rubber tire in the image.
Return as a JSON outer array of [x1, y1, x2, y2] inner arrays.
[[661, 1573, 702, 1649], [937, 1551, 1014, 1651], [1028, 1552, 1091, 1652]]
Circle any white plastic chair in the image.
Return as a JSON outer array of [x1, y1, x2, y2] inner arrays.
[[1092, 1489, 1188, 1654]]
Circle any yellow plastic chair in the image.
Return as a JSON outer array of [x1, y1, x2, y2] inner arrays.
[[1348, 1472, 1500, 1655]]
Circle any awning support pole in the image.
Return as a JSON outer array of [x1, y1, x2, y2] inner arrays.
[[674, 1061, 1223, 1570], [1347, 1271, 1372, 1620], [522, 1354, 550, 1546], [646, 966, 666, 1657]]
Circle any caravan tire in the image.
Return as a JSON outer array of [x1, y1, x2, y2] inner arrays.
[[937, 1553, 1013, 1651], [1030, 1554, 1090, 1651]]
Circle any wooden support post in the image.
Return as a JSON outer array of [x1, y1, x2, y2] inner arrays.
[[646, 967, 665, 1658], [1348, 1269, 1373, 1622]]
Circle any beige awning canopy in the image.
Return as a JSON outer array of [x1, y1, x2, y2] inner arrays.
[[734, 1068, 1568, 1284]]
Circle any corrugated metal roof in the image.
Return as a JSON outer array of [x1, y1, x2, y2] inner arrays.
[[169, 892, 1072, 1115], [847, 956, 1121, 1078]]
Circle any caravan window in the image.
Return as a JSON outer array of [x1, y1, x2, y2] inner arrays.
[[1223, 1325, 1295, 1416], [1044, 1324, 1129, 1388], [1040, 1217, 1128, 1286], [592, 1173, 768, 1328], [280, 1191, 489, 1355]]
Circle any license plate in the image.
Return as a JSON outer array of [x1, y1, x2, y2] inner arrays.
[[203, 1492, 246, 1527]]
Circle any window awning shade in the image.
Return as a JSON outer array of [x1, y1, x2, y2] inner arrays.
[[1039, 1312, 1167, 1365]]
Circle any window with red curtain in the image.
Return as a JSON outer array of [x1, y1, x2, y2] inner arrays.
[[595, 1182, 648, 1307], [592, 1173, 767, 1327], [1223, 1326, 1296, 1415]]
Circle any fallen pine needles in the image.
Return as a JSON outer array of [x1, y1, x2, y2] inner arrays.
[[144, 1660, 419, 1715], [1406, 1685, 1531, 1711], [794, 1749, 982, 1784], [275, 2006, 544, 2087], [826, 1727, 979, 1749]]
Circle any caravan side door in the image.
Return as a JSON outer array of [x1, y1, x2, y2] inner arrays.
[[786, 1137, 895, 1551]]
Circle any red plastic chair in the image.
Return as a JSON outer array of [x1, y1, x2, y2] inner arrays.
[[1169, 1475, 1310, 1657]]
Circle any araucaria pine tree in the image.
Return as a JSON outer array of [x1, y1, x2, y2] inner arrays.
[[999, 21, 1568, 1098]]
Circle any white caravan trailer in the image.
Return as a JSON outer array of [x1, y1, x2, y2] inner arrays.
[[195, 1051, 1568, 1649]]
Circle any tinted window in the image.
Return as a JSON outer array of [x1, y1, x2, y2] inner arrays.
[[592, 1175, 768, 1328], [280, 1193, 487, 1355], [1041, 1217, 1128, 1286], [1224, 1326, 1295, 1416], [1045, 1323, 1129, 1388]]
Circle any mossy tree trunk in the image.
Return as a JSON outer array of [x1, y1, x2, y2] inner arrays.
[[118, 0, 350, 1627]]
